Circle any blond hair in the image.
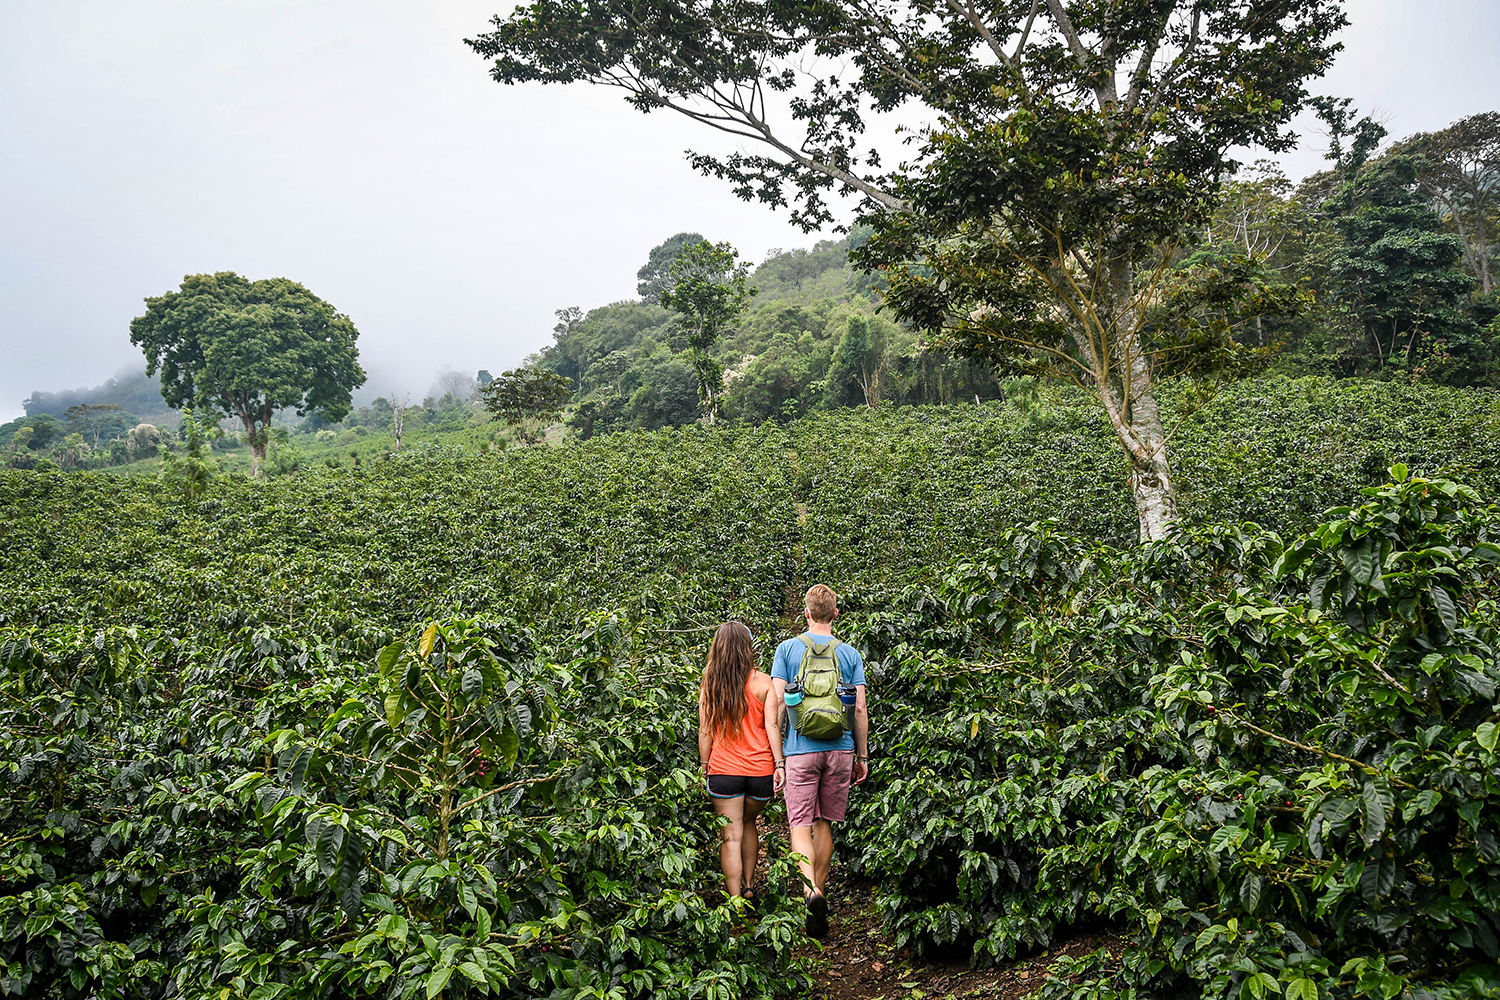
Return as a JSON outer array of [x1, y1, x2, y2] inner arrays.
[[805, 584, 838, 624]]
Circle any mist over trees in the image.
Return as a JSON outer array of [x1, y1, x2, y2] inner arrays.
[[9, 102, 1498, 479]]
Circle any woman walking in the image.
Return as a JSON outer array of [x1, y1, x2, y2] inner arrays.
[[698, 621, 783, 901]]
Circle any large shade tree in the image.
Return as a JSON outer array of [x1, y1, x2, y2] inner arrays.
[[1313, 110, 1485, 385], [470, 0, 1346, 540], [659, 239, 754, 424], [130, 273, 365, 476], [1396, 112, 1500, 296], [480, 364, 575, 444], [637, 231, 707, 304]]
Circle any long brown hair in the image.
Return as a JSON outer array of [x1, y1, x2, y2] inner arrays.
[[701, 621, 756, 740]]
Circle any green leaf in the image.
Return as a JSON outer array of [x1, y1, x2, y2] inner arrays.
[[461, 668, 484, 700], [1239, 875, 1264, 913], [327, 698, 365, 726], [476, 907, 492, 941], [1287, 978, 1319, 1000], [1428, 584, 1458, 631], [338, 832, 364, 919], [1346, 542, 1380, 588], [1402, 789, 1441, 822], [458, 962, 486, 984], [426, 964, 452, 1000], [496, 725, 520, 772], [385, 691, 406, 728], [377, 642, 402, 676], [289, 747, 314, 797], [316, 820, 344, 877], [1476, 723, 1499, 752], [1272, 541, 1315, 579], [1362, 779, 1391, 847]]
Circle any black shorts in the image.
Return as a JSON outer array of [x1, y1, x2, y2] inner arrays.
[[706, 773, 774, 801]]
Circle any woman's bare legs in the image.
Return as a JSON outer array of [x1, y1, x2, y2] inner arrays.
[[711, 794, 747, 896], [740, 797, 766, 893]]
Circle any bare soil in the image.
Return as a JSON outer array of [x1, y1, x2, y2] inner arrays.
[[743, 817, 1125, 1000], [802, 875, 1124, 1000]]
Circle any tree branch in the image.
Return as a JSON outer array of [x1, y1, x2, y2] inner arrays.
[[1220, 709, 1417, 790], [455, 773, 559, 814]]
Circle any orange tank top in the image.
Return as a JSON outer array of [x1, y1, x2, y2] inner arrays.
[[707, 681, 775, 776]]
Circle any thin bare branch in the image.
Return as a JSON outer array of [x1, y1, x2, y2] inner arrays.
[[1010, 0, 1042, 65]]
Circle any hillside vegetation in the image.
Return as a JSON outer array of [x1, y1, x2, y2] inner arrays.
[[3, 376, 1500, 1000]]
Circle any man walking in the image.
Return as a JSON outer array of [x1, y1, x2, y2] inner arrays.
[[771, 584, 869, 939]]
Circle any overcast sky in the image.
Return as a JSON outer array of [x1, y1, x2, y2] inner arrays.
[[3, 1, 1497, 421]]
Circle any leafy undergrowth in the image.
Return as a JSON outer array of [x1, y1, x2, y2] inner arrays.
[[840, 468, 1500, 1000], [4, 380, 1500, 999]]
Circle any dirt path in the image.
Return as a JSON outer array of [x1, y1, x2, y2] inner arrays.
[[747, 818, 1124, 1000], [804, 875, 1123, 1000], [768, 455, 1124, 997]]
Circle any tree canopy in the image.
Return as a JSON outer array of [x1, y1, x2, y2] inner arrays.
[[1396, 112, 1500, 296], [637, 232, 706, 304], [129, 272, 365, 476], [479, 365, 574, 444], [470, 0, 1348, 540], [659, 240, 754, 423]]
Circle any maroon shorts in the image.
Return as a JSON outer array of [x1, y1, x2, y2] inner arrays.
[[783, 750, 855, 827]]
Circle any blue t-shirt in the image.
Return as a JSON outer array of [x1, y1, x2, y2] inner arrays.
[[772, 632, 866, 757]]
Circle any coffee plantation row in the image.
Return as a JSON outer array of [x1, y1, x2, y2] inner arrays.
[[2, 376, 1499, 1000]]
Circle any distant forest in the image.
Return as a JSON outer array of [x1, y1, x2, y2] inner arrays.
[[5, 109, 1498, 473]]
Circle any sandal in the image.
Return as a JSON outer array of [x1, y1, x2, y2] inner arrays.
[[805, 891, 829, 939], [740, 886, 759, 910]]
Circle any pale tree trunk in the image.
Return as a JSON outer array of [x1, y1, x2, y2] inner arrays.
[[1121, 389, 1178, 543], [238, 400, 270, 478], [1083, 262, 1181, 543], [1095, 366, 1179, 543], [392, 394, 409, 451], [858, 358, 883, 408]]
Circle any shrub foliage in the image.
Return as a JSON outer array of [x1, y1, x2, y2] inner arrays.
[[2, 377, 1499, 999]]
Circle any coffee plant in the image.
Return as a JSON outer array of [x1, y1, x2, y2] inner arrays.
[[840, 469, 1500, 1000], [3, 376, 1499, 998]]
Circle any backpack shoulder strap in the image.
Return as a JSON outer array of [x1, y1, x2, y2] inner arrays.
[[794, 634, 815, 684]]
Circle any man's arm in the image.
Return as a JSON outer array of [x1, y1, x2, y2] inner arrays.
[[852, 686, 869, 785], [767, 677, 787, 792]]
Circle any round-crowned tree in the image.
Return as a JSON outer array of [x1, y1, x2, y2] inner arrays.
[[129, 272, 366, 476]]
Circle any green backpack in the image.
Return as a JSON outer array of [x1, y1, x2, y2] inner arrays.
[[793, 635, 849, 740]]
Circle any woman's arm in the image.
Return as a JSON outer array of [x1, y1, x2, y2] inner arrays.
[[764, 677, 785, 791], [768, 676, 787, 792], [697, 685, 713, 772]]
